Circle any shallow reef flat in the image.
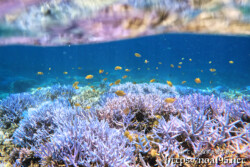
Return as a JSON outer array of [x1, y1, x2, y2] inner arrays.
[[0, 0, 250, 45], [0, 82, 249, 166]]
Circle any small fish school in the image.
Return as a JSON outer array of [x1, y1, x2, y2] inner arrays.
[[35, 51, 225, 98]]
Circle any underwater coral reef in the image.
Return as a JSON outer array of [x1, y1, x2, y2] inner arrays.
[[0, 83, 249, 166]]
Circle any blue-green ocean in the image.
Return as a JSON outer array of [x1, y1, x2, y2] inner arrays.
[[0, 34, 249, 98]]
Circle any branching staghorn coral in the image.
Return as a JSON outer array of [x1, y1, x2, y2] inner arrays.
[[13, 98, 93, 148], [151, 93, 250, 166], [35, 118, 134, 166], [9, 147, 39, 167], [0, 84, 79, 162], [97, 91, 179, 166], [0, 93, 37, 135], [12, 99, 68, 147], [97, 93, 177, 131], [11, 98, 98, 166]]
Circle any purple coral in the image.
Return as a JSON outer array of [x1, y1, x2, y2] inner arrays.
[[97, 82, 178, 130], [2, 82, 249, 166], [152, 93, 249, 165], [0, 93, 37, 130], [97, 93, 176, 130], [13, 98, 88, 147], [35, 118, 134, 166]]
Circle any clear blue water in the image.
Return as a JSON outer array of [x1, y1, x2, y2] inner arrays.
[[0, 33, 249, 97]]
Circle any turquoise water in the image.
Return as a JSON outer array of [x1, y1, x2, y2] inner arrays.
[[0, 33, 249, 97]]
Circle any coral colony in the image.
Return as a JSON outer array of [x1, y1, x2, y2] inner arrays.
[[0, 83, 249, 166]]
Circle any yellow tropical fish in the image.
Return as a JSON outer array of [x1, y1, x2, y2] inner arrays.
[[158, 62, 162, 64], [125, 69, 130, 72], [115, 90, 126, 96], [133, 82, 136, 84], [150, 149, 159, 157], [103, 78, 107, 81], [170, 64, 174, 68], [189, 59, 192, 61], [92, 89, 95, 92], [153, 120, 159, 126], [156, 67, 158, 70], [138, 68, 141, 70], [165, 98, 176, 103], [99, 69, 104, 74], [85, 106, 91, 109], [37, 72, 44, 75], [109, 83, 113, 86], [182, 58, 184, 60], [49, 67, 51, 71], [75, 103, 81, 107], [122, 75, 128, 79], [144, 60, 149, 64], [147, 68, 150, 70], [155, 115, 161, 119], [134, 53, 141, 57], [124, 130, 130, 137], [91, 86, 94, 88], [63, 72, 68, 75], [178, 66, 181, 68], [209, 68, 216, 72], [167, 81, 173, 87], [73, 81, 79, 89], [146, 134, 153, 141], [229, 60, 234, 64], [179, 62, 182, 65], [74, 86, 79, 89], [123, 108, 130, 115], [115, 66, 122, 70], [128, 134, 133, 142], [85, 75, 93, 79], [73, 81, 79, 87], [150, 79, 155, 83], [209, 61, 212, 64], [78, 67, 82, 70], [105, 72, 109, 75], [195, 78, 201, 84], [181, 81, 186, 84], [115, 79, 121, 85], [201, 70, 203, 72], [37, 87, 42, 90]]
